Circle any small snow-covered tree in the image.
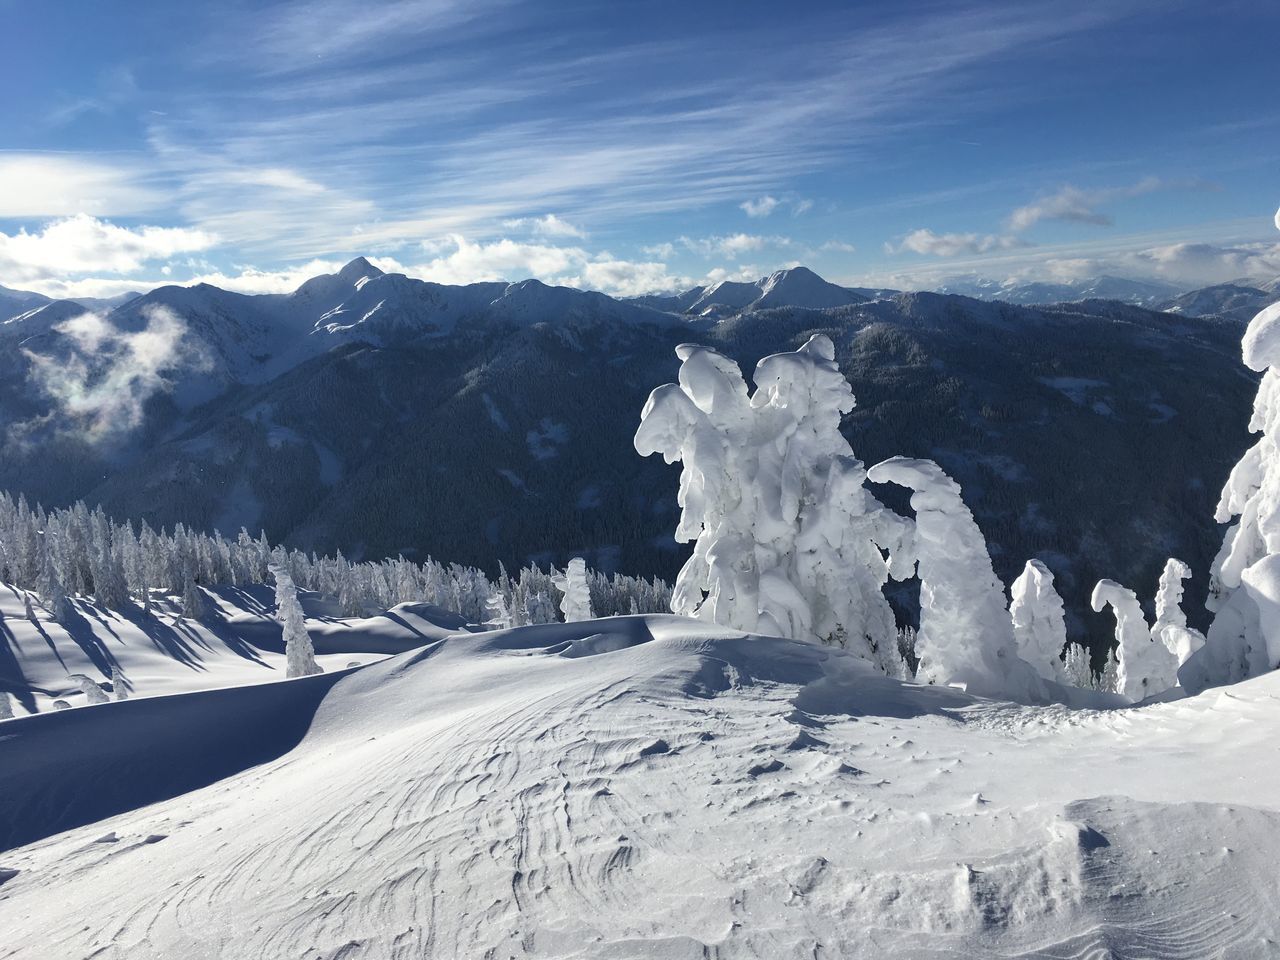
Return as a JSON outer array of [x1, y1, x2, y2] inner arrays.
[[485, 589, 514, 630], [23, 591, 36, 621], [0, 690, 12, 720], [271, 564, 321, 679], [866, 457, 1038, 699], [53, 699, 71, 710], [1009, 559, 1069, 683], [1091, 579, 1178, 702], [67, 673, 111, 705], [111, 664, 127, 701], [552, 557, 594, 622], [1152, 558, 1205, 667], [522, 589, 558, 625]]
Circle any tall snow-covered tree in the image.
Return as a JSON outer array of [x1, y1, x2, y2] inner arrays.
[[271, 563, 322, 679], [1009, 559, 1069, 683], [634, 336, 907, 666], [1091, 579, 1178, 702], [181, 576, 206, 621], [552, 557, 594, 622], [866, 457, 1039, 700]]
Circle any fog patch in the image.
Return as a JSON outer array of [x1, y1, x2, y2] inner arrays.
[[21, 305, 210, 443]]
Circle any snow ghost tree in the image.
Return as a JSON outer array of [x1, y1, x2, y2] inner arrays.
[[111, 664, 127, 701], [634, 335, 907, 670], [271, 564, 322, 679], [1009, 559, 1068, 683], [1091, 579, 1178, 702], [181, 576, 206, 621], [485, 590, 514, 630], [68, 674, 111, 705], [866, 457, 1037, 699], [1152, 558, 1205, 667], [0, 691, 12, 720], [552, 557, 594, 622], [1183, 272, 1280, 692]]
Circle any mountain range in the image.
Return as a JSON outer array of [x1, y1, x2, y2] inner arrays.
[[0, 260, 1274, 650]]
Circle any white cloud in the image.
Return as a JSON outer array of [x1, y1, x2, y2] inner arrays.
[[740, 196, 814, 218], [680, 233, 793, 258], [0, 155, 161, 218], [399, 235, 688, 296], [889, 228, 1024, 257], [820, 240, 856, 253], [740, 196, 781, 218], [641, 241, 677, 259], [501, 214, 586, 239], [0, 215, 218, 287]]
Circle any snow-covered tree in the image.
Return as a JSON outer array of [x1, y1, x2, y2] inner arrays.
[[634, 336, 906, 666], [271, 564, 321, 679], [517, 589, 553, 625], [1152, 558, 1205, 667], [484, 589, 514, 630], [1181, 244, 1280, 693], [181, 575, 206, 620], [866, 457, 1038, 700], [552, 557, 594, 622], [111, 664, 127, 701], [1090, 579, 1178, 702], [0, 690, 12, 720], [52, 699, 71, 710], [1009, 559, 1069, 683], [67, 673, 111, 705]]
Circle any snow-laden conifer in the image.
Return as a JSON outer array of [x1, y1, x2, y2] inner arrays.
[[271, 563, 322, 679], [634, 335, 906, 667], [867, 457, 1037, 699], [1009, 559, 1068, 683], [552, 557, 594, 622], [1091, 579, 1178, 702]]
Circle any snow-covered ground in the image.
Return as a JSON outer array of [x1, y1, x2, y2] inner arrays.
[[0, 582, 465, 715], [2, 611, 1278, 959]]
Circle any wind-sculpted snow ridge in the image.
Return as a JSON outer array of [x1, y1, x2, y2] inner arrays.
[[1, 615, 1277, 959]]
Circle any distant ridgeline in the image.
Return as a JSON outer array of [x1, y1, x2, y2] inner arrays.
[[0, 493, 671, 628], [0, 260, 1267, 650]]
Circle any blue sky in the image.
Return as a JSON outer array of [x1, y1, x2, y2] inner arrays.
[[2, 0, 1277, 298]]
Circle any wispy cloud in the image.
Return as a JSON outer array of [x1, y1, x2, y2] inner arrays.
[[888, 228, 1024, 257], [1006, 177, 1211, 231], [0, 154, 163, 218]]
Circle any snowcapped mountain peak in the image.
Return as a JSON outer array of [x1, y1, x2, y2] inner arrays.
[[671, 265, 866, 317], [337, 256, 383, 285]]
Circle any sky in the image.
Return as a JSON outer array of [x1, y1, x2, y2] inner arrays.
[[2, 0, 1278, 299]]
